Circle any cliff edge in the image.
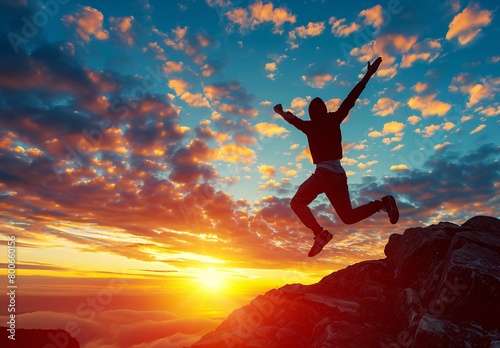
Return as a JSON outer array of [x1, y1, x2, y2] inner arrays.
[[191, 216, 500, 348]]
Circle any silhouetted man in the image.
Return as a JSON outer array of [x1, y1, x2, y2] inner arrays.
[[274, 57, 399, 257]]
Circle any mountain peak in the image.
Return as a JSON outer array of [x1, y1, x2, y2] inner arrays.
[[191, 216, 500, 348]]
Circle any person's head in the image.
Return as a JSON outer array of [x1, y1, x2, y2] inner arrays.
[[308, 97, 327, 121]]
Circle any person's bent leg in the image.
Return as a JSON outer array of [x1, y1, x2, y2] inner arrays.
[[326, 173, 383, 225], [291, 173, 324, 236]]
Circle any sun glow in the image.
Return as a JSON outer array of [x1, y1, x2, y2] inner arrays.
[[197, 268, 226, 291]]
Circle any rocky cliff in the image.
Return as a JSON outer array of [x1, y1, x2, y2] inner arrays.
[[191, 216, 500, 348]]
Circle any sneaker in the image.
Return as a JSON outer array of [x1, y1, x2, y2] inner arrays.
[[381, 195, 399, 224], [308, 230, 333, 257]]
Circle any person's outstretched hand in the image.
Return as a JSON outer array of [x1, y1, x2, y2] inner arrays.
[[273, 103, 284, 114], [367, 57, 382, 76], [274, 103, 295, 121]]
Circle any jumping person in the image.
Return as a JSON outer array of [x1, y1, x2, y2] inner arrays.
[[273, 57, 399, 257]]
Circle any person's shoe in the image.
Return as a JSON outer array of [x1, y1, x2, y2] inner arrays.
[[381, 195, 399, 224], [308, 230, 333, 257]]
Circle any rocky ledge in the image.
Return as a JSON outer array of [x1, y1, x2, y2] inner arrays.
[[191, 216, 500, 348]]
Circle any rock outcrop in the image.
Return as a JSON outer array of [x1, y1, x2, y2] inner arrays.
[[191, 216, 500, 348]]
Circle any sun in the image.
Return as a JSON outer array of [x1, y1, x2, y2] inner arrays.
[[197, 268, 225, 291]]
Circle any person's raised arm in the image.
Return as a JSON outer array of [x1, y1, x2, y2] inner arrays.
[[273, 103, 296, 122], [273, 103, 310, 132], [336, 57, 382, 120]]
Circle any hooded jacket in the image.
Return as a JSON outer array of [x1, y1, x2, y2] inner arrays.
[[286, 80, 367, 164]]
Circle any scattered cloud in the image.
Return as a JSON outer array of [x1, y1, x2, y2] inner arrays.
[[225, 1, 296, 34], [110, 16, 135, 45], [63, 6, 109, 42], [446, 4, 492, 45], [329, 17, 360, 37], [390, 164, 408, 171], [407, 94, 452, 117], [372, 97, 401, 116], [470, 124, 486, 134], [254, 122, 288, 138]]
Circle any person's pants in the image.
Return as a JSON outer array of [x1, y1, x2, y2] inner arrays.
[[290, 167, 382, 235]]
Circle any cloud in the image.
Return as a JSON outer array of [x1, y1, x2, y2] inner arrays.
[[302, 73, 334, 89], [446, 4, 492, 45], [350, 34, 419, 79], [219, 103, 259, 117], [110, 16, 135, 45], [218, 143, 256, 164], [180, 92, 210, 108], [357, 160, 378, 169], [163, 61, 184, 74], [144, 42, 166, 60], [168, 78, 190, 95], [466, 83, 492, 107], [369, 121, 405, 141], [254, 122, 289, 137], [390, 164, 408, 171], [413, 82, 428, 93], [329, 17, 360, 37], [294, 21, 325, 38], [63, 6, 109, 42], [442, 122, 455, 131], [161, 26, 216, 57], [265, 62, 277, 71], [258, 164, 276, 179], [382, 121, 405, 134], [407, 94, 452, 117], [359, 5, 385, 28], [3, 309, 218, 348], [434, 142, 451, 151], [290, 97, 308, 113], [361, 143, 500, 224], [407, 116, 421, 125], [479, 106, 500, 117], [225, 1, 296, 34], [423, 124, 440, 138], [372, 97, 401, 116], [470, 124, 486, 134]]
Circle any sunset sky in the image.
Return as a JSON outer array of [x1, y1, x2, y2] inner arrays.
[[0, 0, 499, 347]]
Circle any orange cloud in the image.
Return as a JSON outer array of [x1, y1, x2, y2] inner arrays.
[[301, 73, 334, 89], [390, 164, 408, 171], [446, 4, 492, 45], [357, 160, 378, 169], [219, 144, 256, 164], [329, 17, 359, 37], [110, 16, 135, 45], [180, 92, 210, 108], [218, 104, 258, 117], [63, 6, 109, 42], [294, 21, 325, 38], [470, 124, 486, 134], [407, 94, 451, 117], [265, 62, 277, 71], [371, 97, 401, 116], [359, 5, 384, 28], [163, 61, 184, 74], [254, 122, 289, 137], [466, 83, 491, 107], [413, 82, 428, 93], [382, 121, 405, 134], [350, 34, 419, 79], [258, 164, 276, 179], [168, 78, 190, 96], [226, 1, 296, 34]]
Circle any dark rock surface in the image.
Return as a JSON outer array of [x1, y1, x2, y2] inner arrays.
[[191, 216, 500, 348]]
